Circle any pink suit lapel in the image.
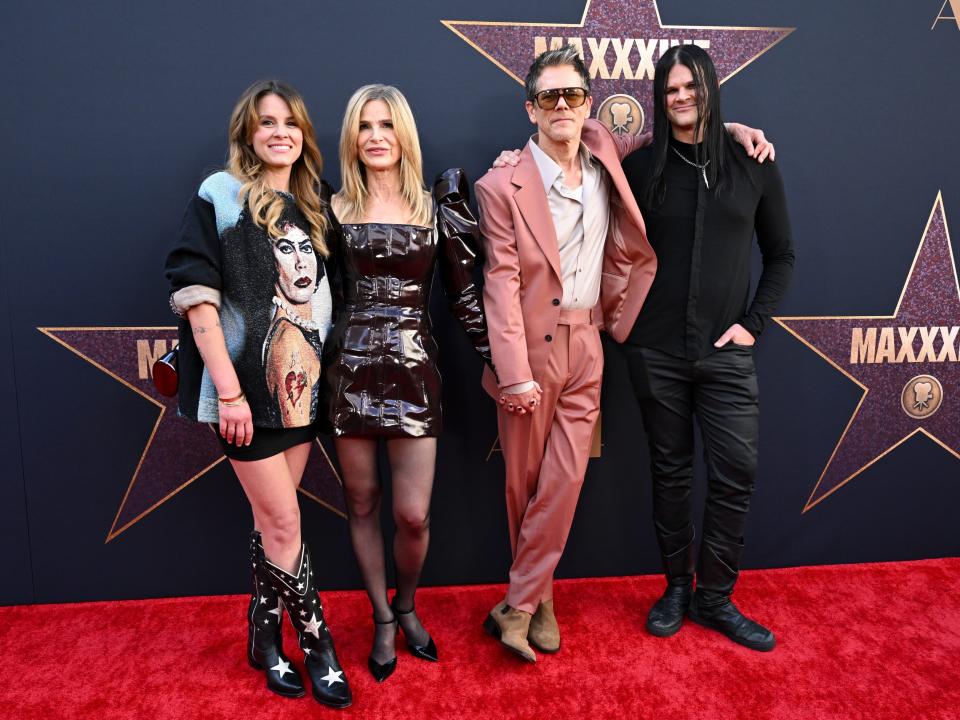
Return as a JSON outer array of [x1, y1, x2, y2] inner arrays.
[[511, 148, 563, 284], [581, 124, 647, 240]]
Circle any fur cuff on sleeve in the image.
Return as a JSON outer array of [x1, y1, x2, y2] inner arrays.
[[170, 285, 221, 316]]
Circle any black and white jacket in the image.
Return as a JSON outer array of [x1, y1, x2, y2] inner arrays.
[[165, 172, 333, 428]]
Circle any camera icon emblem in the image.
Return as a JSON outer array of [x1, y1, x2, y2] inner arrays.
[[596, 94, 645, 136], [900, 374, 943, 420]]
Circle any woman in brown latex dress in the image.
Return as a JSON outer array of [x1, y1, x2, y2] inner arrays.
[[324, 84, 492, 681]]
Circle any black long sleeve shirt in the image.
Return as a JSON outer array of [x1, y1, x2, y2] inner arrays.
[[623, 135, 795, 360]]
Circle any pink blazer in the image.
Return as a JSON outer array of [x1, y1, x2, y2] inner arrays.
[[476, 119, 657, 397]]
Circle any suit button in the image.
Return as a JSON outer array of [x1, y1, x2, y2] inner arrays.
[[552, 298, 560, 306], [545, 334, 553, 342]]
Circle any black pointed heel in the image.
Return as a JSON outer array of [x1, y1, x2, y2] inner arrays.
[[368, 614, 398, 683], [391, 599, 438, 662]]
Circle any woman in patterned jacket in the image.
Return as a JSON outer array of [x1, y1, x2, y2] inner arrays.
[[165, 79, 351, 709]]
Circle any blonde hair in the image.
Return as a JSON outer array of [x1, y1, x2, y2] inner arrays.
[[336, 84, 431, 227], [227, 80, 329, 257]]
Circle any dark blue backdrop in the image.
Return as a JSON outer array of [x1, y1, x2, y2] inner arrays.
[[2, 0, 958, 604]]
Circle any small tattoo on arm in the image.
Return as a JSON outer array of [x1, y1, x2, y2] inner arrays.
[[193, 321, 221, 336]]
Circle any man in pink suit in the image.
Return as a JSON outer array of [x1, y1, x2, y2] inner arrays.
[[476, 47, 772, 662], [475, 47, 657, 662]]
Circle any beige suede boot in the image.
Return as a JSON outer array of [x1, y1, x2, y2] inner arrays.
[[483, 600, 536, 663], [528, 599, 560, 653]]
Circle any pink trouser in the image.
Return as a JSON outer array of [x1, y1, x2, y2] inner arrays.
[[498, 309, 603, 614]]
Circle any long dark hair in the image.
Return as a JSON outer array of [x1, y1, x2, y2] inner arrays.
[[645, 44, 728, 206]]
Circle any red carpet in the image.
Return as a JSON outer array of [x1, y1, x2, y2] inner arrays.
[[2, 558, 959, 719]]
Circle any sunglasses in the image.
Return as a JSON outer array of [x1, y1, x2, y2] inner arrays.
[[533, 87, 588, 110]]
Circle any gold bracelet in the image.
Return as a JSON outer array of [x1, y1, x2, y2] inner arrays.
[[218, 392, 246, 406]]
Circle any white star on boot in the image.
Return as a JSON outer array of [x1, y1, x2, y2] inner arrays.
[[270, 659, 293, 678], [302, 613, 323, 638], [320, 667, 344, 686]]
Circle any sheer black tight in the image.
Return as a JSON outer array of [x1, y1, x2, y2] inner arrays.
[[336, 437, 436, 663]]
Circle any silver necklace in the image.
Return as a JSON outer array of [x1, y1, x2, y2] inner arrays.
[[671, 146, 711, 189]]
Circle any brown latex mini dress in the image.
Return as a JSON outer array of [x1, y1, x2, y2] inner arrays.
[[324, 169, 493, 437]]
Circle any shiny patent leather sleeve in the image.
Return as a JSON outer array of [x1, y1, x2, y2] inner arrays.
[[434, 168, 494, 370], [319, 180, 348, 316]]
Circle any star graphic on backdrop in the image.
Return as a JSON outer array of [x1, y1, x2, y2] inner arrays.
[[302, 614, 323, 639], [775, 193, 960, 510], [320, 668, 344, 686], [38, 326, 347, 541], [269, 659, 293, 678], [443, 0, 792, 132]]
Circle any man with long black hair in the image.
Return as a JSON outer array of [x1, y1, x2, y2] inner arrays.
[[622, 44, 794, 651]]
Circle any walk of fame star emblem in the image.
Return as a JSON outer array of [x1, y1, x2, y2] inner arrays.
[[37, 326, 346, 541], [775, 193, 960, 511], [443, 0, 793, 136]]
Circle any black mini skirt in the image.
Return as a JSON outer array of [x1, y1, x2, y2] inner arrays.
[[214, 423, 318, 462]]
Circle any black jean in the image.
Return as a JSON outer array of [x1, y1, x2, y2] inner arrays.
[[626, 345, 759, 551]]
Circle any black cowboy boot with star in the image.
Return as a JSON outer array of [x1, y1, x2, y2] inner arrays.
[[264, 544, 352, 708], [247, 531, 305, 698]]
